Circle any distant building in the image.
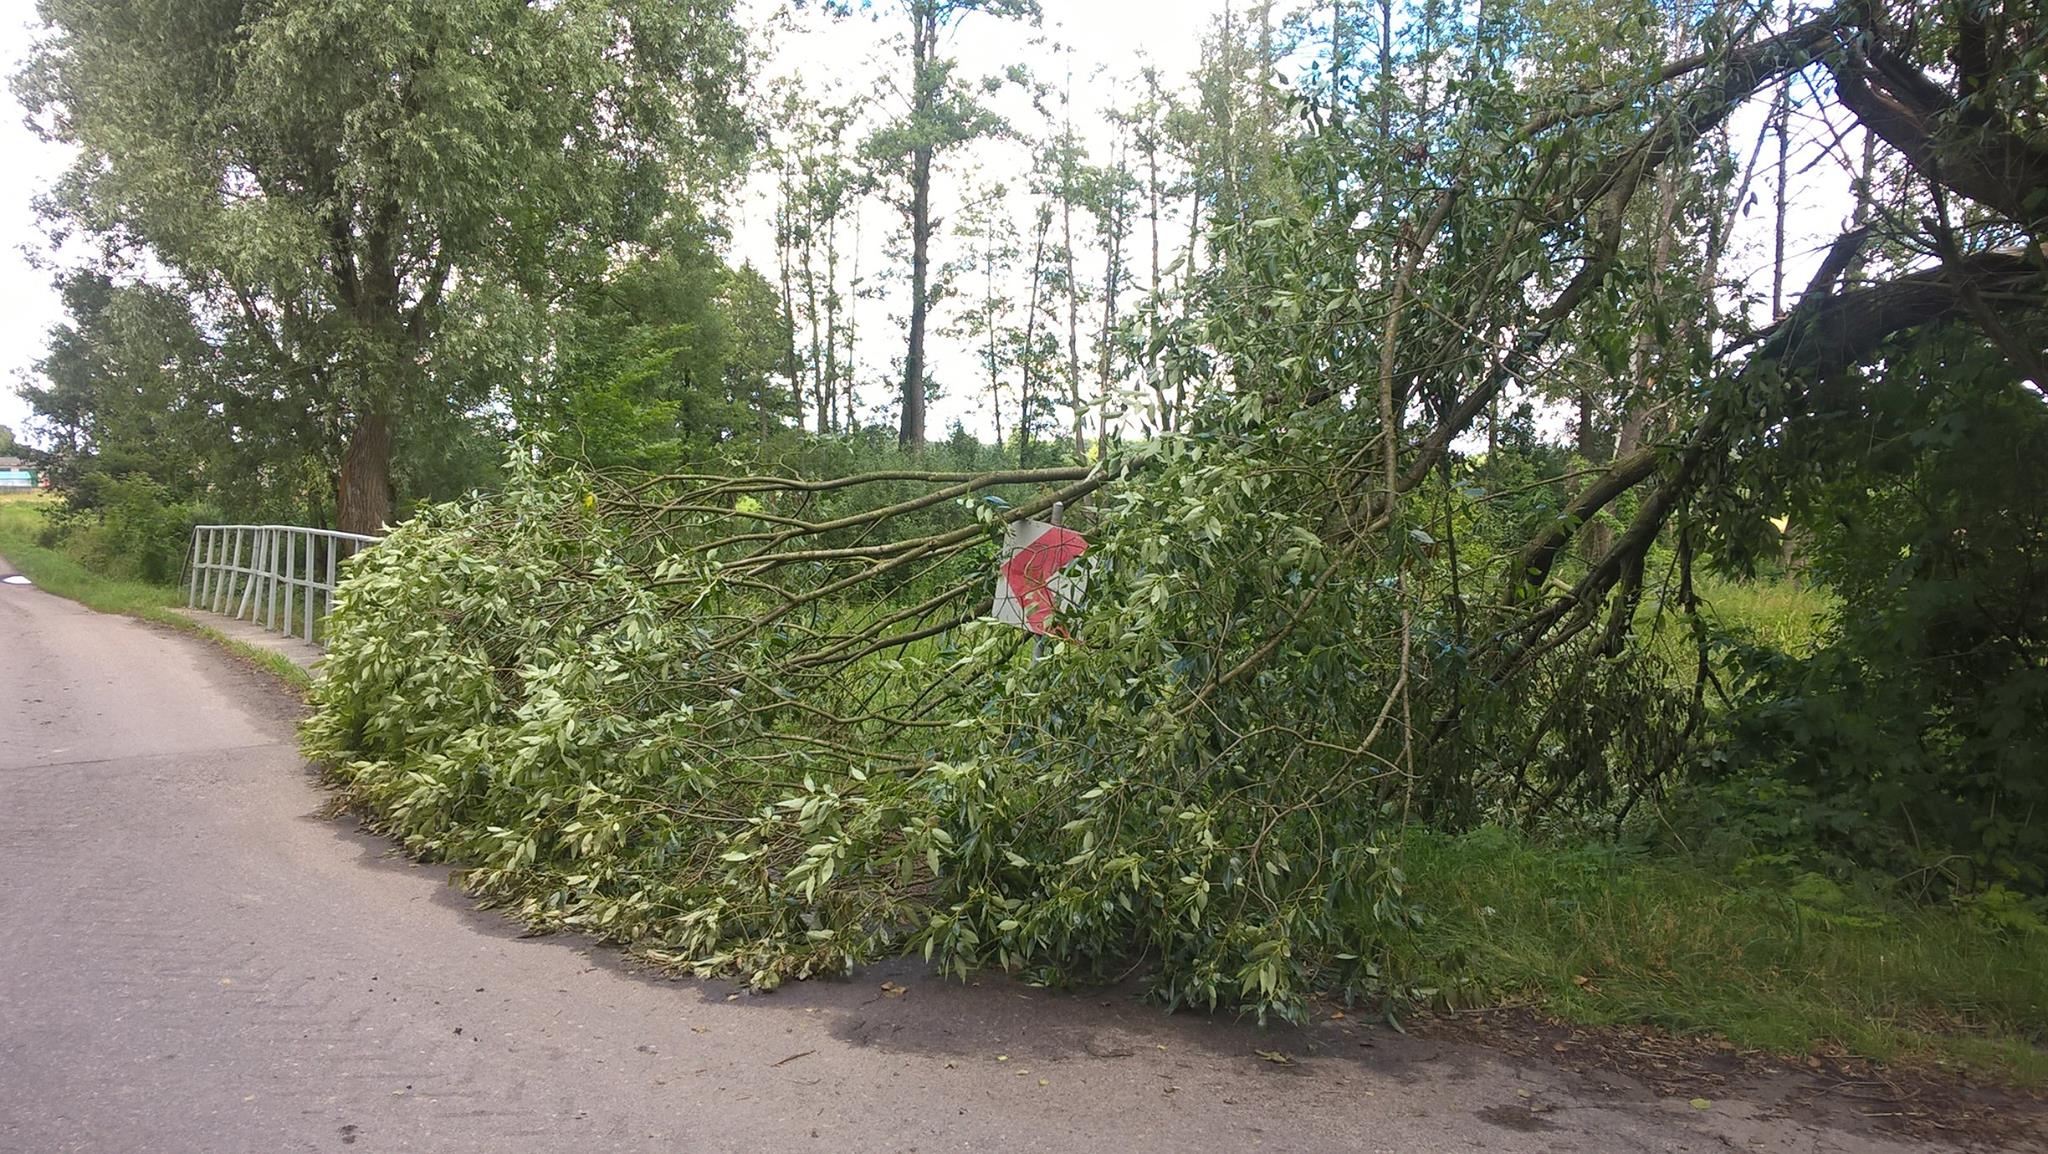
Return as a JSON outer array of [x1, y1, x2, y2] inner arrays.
[[0, 457, 39, 490]]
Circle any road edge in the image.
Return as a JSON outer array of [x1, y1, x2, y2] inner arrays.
[[0, 544, 315, 699]]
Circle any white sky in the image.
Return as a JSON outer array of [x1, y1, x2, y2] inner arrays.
[[0, 1, 1855, 449], [0, 12, 70, 443]]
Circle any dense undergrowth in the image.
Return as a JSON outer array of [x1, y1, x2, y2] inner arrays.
[[0, 494, 185, 614]]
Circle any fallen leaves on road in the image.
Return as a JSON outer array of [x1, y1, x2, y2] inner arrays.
[[1254, 1050, 1295, 1065]]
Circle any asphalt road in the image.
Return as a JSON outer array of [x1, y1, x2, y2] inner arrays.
[[0, 554, 2014, 1153]]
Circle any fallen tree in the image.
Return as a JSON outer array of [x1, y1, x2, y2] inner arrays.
[[305, 0, 2048, 1018]]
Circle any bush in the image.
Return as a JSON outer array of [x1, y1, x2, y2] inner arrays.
[[1710, 339, 2048, 893], [38, 472, 216, 585]]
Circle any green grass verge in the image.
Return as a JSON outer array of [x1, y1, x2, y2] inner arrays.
[[0, 494, 311, 692], [1398, 827, 2048, 1087]]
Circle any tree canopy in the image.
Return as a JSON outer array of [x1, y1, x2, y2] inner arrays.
[[18, 0, 752, 531]]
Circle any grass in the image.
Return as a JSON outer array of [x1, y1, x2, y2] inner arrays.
[[1397, 826, 2048, 1087], [1689, 571, 1835, 654], [1634, 570, 1835, 680], [0, 493, 312, 691]]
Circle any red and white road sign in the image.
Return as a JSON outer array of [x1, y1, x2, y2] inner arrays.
[[992, 518, 1088, 636]]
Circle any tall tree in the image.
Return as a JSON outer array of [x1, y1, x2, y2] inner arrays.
[[1055, 65, 1089, 460], [19, 0, 748, 532], [768, 82, 861, 435], [24, 273, 227, 500], [865, 0, 1040, 452], [945, 181, 1020, 449], [1090, 135, 1137, 458], [522, 219, 796, 472]]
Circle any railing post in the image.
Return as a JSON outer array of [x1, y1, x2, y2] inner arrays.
[[216, 528, 237, 615], [283, 528, 296, 639], [238, 526, 252, 617], [219, 527, 231, 615], [206, 527, 219, 609], [186, 528, 202, 608], [235, 528, 250, 621], [235, 528, 259, 621], [234, 526, 248, 616], [196, 528, 212, 610], [268, 528, 278, 624], [325, 534, 339, 633], [263, 528, 276, 630], [304, 531, 317, 643]]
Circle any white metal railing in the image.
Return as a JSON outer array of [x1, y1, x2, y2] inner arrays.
[[186, 524, 380, 646]]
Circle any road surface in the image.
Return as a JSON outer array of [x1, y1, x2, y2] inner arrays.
[[0, 554, 2026, 1153]]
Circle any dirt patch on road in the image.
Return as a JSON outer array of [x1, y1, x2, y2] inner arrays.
[[1410, 1007, 2048, 1151]]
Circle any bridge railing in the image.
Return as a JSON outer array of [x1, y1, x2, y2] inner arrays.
[[186, 524, 380, 646]]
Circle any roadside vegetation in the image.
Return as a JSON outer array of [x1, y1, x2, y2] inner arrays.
[[1401, 828, 2048, 1085], [10, 0, 2046, 1091], [0, 494, 310, 689], [0, 493, 184, 617]]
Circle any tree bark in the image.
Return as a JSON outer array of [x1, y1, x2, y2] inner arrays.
[[899, 6, 936, 453], [1060, 92, 1084, 461], [1021, 205, 1051, 466], [1144, 118, 1167, 431], [1096, 159, 1122, 459], [776, 168, 806, 432], [336, 409, 394, 536]]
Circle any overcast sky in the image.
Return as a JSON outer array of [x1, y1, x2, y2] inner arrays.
[[0, 12, 70, 443]]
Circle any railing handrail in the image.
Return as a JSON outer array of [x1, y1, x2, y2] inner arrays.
[[185, 522, 382, 648], [193, 523, 381, 544]]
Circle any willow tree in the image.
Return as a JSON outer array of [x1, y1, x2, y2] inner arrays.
[[305, 0, 2048, 1020], [18, 0, 748, 534]]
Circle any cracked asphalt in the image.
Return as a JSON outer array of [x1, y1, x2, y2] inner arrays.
[[0, 552, 2023, 1153]]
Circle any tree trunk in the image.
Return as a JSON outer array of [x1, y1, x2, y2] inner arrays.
[[902, 151, 931, 451], [846, 205, 863, 428], [899, 8, 936, 453], [776, 173, 806, 433], [1021, 205, 1052, 466], [799, 197, 825, 434], [822, 213, 841, 434], [336, 410, 394, 536], [1060, 88, 1084, 462], [1096, 160, 1123, 459], [1145, 130, 1167, 431], [986, 223, 1004, 449], [1771, 79, 1790, 320]]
